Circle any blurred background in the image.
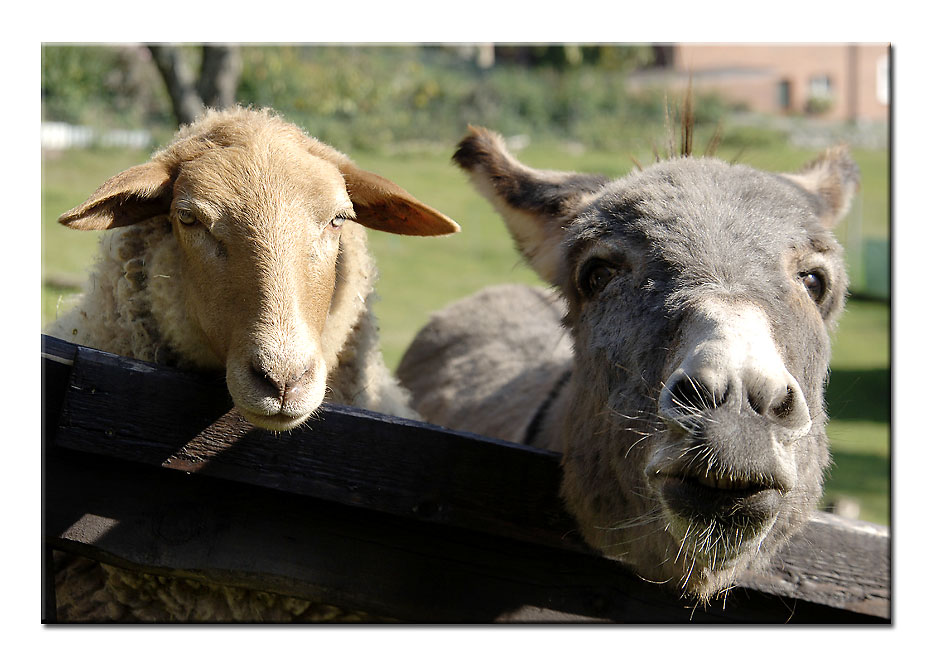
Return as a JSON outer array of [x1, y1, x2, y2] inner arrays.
[[40, 43, 890, 525]]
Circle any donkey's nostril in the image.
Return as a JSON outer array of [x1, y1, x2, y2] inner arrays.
[[667, 376, 724, 413], [770, 387, 798, 420], [747, 393, 765, 415]]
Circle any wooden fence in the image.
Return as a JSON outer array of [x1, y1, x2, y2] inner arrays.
[[41, 335, 891, 623]]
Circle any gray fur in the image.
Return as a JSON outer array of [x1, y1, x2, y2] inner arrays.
[[398, 127, 856, 601]]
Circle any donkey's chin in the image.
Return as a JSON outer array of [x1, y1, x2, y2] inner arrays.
[[646, 469, 784, 600]]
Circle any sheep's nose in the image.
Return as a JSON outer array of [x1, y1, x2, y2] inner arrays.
[[250, 358, 312, 405]]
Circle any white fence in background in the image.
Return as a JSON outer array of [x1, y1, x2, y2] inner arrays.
[[41, 122, 152, 151]]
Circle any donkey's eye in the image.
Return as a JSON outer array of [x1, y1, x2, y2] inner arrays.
[[578, 260, 617, 298], [800, 271, 827, 303], [177, 208, 197, 226]]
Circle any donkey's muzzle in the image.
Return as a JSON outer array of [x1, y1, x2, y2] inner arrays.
[[655, 472, 782, 528]]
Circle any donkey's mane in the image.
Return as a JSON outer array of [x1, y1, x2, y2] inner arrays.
[[634, 85, 724, 171]]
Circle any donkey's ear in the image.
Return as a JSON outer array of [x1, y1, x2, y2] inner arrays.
[[59, 161, 174, 230], [782, 146, 860, 228], [341, 166, 460, 236], [453, 126, 608, 285]]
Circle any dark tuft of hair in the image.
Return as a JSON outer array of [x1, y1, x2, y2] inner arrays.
[[680, 81, 694, 158], [452, 125, 494, 171]]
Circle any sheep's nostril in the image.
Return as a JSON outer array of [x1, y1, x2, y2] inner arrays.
[[250, 359, 284, 396], [282, 368, 312, 404], [248, 356, 317, 407]]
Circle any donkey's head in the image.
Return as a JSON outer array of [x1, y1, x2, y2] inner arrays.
[[455, 127, 856, 600]]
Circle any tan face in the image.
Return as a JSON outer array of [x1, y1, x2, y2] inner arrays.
[[170, 147, 354, 431], [57, 109, 459, 432]]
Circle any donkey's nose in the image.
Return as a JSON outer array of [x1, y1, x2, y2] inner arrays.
[[658, 299, 813, 441], [743, 370, 812, 435], [660, 369, 728, 414], [659, 366, 812, 439]]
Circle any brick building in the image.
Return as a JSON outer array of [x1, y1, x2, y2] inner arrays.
[[638, 44, 890, 122]]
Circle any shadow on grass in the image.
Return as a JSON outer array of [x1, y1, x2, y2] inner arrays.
[[826, 368, 891, 423], [822, 448, 891, 525], [825, 450, 890, 496]]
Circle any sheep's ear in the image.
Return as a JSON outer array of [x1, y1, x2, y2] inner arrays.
[[782, 146, 860, 229], [452, 126, 608, 285], [58, 161, 174, 230], [341, 166, 460, 237]]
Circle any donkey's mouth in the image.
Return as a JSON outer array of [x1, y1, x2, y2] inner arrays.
[[654, 472, 782, 526]]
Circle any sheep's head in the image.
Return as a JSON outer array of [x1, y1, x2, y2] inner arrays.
[[58, 108, 458, 431]]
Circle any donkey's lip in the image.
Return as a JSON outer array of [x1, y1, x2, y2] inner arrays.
[[654, 474, 782, 525]]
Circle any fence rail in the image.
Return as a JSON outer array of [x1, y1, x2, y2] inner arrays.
[[41, 335, 891, 623], [40, 122, 152, 151]]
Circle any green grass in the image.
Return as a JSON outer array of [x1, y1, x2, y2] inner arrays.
[[822, 298, 891, 524], [41, 142, 891, 525], [41, 146, 154, 323]]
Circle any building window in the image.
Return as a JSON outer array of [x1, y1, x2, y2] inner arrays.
[[806, 75, 833, 115], [777, 79, 791, 111], [877, 55, 889, 105], [809, 75, 832, 99]]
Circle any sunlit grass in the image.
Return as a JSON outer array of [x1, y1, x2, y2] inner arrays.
[[41, 143, 891, 525]]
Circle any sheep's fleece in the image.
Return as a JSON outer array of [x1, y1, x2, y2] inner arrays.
[[46, 107, 458, 622]]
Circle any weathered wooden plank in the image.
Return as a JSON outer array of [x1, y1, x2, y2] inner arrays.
[[41, 335, 76, 624], [44, 442, 881, 623], [51, 338, 579, 552], [41, 335, 891, 621], [741, 513, 892, 618]]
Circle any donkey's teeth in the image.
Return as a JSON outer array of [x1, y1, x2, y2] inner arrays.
[[696, 472, 753, 491]]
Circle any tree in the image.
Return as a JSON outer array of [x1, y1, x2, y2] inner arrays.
[[148, 44, 242, 126]]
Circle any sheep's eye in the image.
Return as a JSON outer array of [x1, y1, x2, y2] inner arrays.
[[800, 270, 827, 303], [177, 209, 197, 226], [578, 260, 617, 298], [330, 215, 348, 229]]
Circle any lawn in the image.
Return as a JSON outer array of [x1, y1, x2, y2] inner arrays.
[[41, 141, 891, 525]]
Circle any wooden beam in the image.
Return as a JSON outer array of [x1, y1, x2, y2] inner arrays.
[[41, 336, 890, 622]]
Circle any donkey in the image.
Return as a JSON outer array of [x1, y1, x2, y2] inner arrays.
[[397, 126, 857, 600]]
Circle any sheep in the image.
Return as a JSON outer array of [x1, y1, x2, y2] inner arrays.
[[46, 106, 458, 621], [46, 106, 458, 425], [397, 126, 857, 603]]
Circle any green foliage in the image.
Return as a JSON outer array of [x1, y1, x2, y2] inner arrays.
[[40, 43, 788, 154], [233, 45, 673, 151], [41, 44, 173, 128], [716, 124, 789, 151], [805, 95, 834, 115], [41, 43, 885, 164]]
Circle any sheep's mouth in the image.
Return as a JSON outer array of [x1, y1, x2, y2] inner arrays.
[[238, 407, 314, 433], [652, 470, 783, 527]]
